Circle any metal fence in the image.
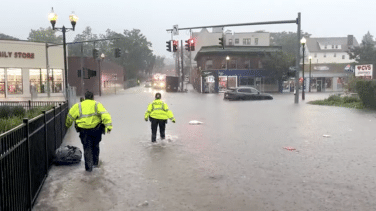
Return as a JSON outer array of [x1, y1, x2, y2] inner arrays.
[[0, 101, 66, 111], [0, 102, 68, 211]]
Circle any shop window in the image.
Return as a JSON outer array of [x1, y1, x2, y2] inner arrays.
[[0, 68, 4, 96], [325, 78, 332, 89], [218, 76, 227, 92], [29, 69, 47, 93], [244, 61, 250, 69], [235, 38, 239, 44], [255, 38, 259, 45], [7, 68, 23, 94], [243, 39, 246, 45], [342, 55, 345, 59], [240, 76, 254, 86], [314, 53, 317, 58], [324, 54, 326, 58], [334, 53, 336, 57], [52, 69, 63, 93], [258, 60, 263, 69], [229, 39, 233, 46]]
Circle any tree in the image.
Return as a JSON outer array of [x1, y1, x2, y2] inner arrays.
[[262, 51, 296, 91], [0, 33, 19, 40], [68, 26, 100, 57], [270, 31, 311, 56], [27, 27, 62, 43], [348, 31, 376, 65]]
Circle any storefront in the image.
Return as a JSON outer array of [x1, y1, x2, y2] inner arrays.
[[0, 40, 64, 98]]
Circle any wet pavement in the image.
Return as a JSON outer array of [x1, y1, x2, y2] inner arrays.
[[33, 84, 376, 211]]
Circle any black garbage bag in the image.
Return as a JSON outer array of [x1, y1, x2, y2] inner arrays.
[[54, 145, 82, 165]]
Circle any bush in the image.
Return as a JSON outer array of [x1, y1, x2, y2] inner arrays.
[[12, 106, 26, 117], [342, 96, 359, 103], [356, 80, 376, 109], [0, 106, 13, 118], [327, 94, 341, 102]]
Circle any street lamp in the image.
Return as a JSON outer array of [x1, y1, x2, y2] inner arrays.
[[98, 53, 105, 96], [48, 7, 78, 99], [300, 37, 306, 100], [309, 56, 312, 92]]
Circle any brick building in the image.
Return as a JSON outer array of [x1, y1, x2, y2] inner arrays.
[[68, 57, 125, 96]]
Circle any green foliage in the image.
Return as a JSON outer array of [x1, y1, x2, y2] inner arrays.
[[0, 106, 12, 118], [68, 27, 159, 79], [0, 33, 19, 40], [262, 51, 296, 81], [0, 105, 55, 134], [345, 75, 365, 93], [12, 106, 26, 117], [309, 94, 364, 109], [270, 31, 311, 55], [347, 31, 376, 67], [27, 27, 63, 43], [355, 80, 376, 109]]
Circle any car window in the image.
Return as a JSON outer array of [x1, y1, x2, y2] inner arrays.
[[237, 89, 247, 93]]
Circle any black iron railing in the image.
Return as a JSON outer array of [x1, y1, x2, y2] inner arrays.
[[0, 101, 66, 111], [0, 102, 68, 211]]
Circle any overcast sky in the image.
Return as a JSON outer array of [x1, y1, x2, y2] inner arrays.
[[1, 0, 374, 59]]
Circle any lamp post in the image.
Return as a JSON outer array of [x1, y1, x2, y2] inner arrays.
[[301, 37, 306, 100], [98, 53, 105, 96], [226, 56, 230, 90], [309, 56, 312, 92], [48, 7, 78, 99]]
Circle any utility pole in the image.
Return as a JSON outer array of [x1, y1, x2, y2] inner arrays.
[[294, 12, 301, 104]]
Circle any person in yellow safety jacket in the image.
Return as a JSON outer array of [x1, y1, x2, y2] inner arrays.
[[145, 92, 175, 143], [66, 91, 112, 172]]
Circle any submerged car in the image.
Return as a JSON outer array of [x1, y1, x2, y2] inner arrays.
[[224, 87, 273, 100]]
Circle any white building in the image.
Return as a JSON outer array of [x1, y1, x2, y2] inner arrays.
[[0, 40, 64, 98], [295, 35, 359, 92], [304, 35, 359, 64]]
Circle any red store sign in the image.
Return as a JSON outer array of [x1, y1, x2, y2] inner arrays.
[[0, 51, 35, 59]]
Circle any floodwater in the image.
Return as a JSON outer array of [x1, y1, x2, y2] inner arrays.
[[33, 85, 376, 211]]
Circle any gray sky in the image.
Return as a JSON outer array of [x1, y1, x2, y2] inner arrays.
[[1, 0, 374, 59]]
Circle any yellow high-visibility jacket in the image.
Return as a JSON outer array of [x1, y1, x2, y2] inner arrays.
[[66, 99, 112, 132], [145, 99, 175, 121]]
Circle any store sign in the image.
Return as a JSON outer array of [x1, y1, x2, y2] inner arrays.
[[313, 65, 330, 71], [355, 64, 373, 77], [0, 51, 35, 59]]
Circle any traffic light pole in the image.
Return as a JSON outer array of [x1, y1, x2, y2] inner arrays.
[[80, 43, 85, 96], [167, 13, 302, 103], [181, 40, 184, 91]]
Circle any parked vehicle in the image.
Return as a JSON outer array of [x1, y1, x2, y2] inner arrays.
[[166, 76, 179, 92], [223, 87, 273, 100], [144, 80, 152, 87]]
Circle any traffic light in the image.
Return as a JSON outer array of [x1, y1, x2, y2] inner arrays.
[[93, 49, 99, 59], [190, 39, 195, 51], [173, 40, 178, 52], [166, 41, 172, 52], [185, 39, 190, 51], [219, 37, 224, 49], [115, 48, 121, 58]]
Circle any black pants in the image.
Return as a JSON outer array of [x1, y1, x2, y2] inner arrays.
[[79, 125, 102, 171], [150, 117, 166, 142]]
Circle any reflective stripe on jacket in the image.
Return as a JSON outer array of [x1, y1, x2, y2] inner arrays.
[[66, 99, 113, 130], [144, 99, 175, 121]]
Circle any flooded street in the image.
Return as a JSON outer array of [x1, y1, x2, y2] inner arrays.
[[33, 85, 376, 211]]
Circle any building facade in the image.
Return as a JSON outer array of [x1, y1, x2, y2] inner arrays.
[[68, 57, 125, 96], [0, 40, 64, 98], [193, 46, 282, 93], [295, 35, 360, 92]]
